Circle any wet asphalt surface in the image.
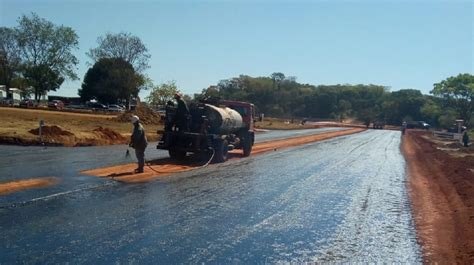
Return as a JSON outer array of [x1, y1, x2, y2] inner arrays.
[[0, 129, 421, 263]]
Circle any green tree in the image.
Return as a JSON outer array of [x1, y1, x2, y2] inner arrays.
[[15, 13, 79, 101], [87, 32, 152, 96], [337, 99, 352, 121], [0, 27, 22, 93], [382, 89, 425, 125], [79, 58, 138, 105], [351, 85, 388, 125], [438, 109, 458, 129], [87, 32, 150, 73], [271, 72, 285, 90], [24, 64, 64, 100], [10, 76, 31, 98], [146, 81, 180, 108], [420, 97, 442, 127], [197, 85, 220, 101], [432, 73, 474, 126]]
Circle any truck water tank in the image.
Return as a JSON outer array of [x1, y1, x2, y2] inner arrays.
[[204, 104, 243, 133]]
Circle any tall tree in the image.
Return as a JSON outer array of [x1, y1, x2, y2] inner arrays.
[[87, 32, 150, 73], [146, 81, 180, 108], [271, 72, 285, 90], [432, 73, 474, 126], [79, 58, 138, 106], [0, 27, 22, 93], [15, 13, 79, 100], [382, 89, 425, 125], [24, 64, 64, 100]]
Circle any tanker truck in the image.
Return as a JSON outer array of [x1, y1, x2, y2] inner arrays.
[[157, 99, 255, 163]]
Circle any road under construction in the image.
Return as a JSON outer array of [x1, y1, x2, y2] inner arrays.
[[1, 129, 423, 263]]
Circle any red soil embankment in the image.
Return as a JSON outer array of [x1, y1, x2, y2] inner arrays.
[[0, 177, 60, 195], [402, 130, 474, 264], [23, 125, 126, 146], [81, 128, 365, 183]]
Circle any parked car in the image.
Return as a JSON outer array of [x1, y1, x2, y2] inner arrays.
[[107, 104, 125, 112], [406, 121, 430, 129], [373, 120, 385, 129], [48, 100, 64, 110], [87, 102, 107, 111], [20, 99, 34, 108], [1, 98, 13, 106]]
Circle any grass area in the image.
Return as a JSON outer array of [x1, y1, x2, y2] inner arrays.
[[0, 107, 162, 145]]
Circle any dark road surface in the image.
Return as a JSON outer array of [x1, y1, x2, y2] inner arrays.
[[0, 127, 345, 204], [0, 129, 421, 263]]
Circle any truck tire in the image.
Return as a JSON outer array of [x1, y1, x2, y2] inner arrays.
[[169, 149, 186, 160], [242, 136, 253, 157], [214, 139, 228, 163]]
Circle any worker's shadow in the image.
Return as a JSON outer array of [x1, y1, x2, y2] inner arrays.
[[108, 172, 135, 178]]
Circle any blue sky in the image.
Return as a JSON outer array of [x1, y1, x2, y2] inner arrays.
[[1, 0, 472, 98]]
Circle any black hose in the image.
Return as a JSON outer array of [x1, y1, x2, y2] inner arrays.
[[145, 148, 215, 174]]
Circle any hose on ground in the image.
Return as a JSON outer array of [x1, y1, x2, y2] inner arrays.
[[144, 148, 215, 174]]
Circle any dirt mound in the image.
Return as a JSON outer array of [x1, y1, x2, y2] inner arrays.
[[115, 106, 162, 125], [29, 125, 74, 136], [93, 127, 126, 142]]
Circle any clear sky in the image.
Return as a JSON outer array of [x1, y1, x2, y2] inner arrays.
[[1, 0, 472, 99]]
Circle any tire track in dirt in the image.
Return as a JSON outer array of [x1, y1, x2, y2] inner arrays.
[[81, 128, 366, 183]]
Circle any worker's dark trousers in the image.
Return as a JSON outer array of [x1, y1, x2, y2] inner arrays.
[[135, 148, 145, 170]]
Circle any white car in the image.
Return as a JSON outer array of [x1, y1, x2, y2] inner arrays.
[[107, 104, 125, 112]]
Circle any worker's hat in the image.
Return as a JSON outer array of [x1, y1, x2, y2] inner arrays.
[[130, 115, 140, 124]]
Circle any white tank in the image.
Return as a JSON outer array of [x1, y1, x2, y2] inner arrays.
[[204, 104, 243, 133]]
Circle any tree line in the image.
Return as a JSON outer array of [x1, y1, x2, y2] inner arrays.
[[195, 72, 473, 128], [2, 13, 472, 128], [0, 13, 150, 107]]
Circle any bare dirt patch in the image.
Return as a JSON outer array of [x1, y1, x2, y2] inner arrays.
[[0, 107, 162, 146], [29, 125, 75, 136], [114, 106, 162, 125], [0, 177, 60, 196], [91, 127, 127, 145], [81, 128, 365, 183], [402, 130, 474, 264]]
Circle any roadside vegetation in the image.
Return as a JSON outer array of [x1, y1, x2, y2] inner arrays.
[[195, 72, 473, 130]]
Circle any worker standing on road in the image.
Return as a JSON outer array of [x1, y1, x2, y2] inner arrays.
[[130, 115, 148, 173], [402, 121, 407, 135], [174, 93, 189, 132]]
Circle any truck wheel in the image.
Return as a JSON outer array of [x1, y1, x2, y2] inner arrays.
[[214, 140, 228, 163], [242, 136, 252, 157], [169, 149, 186, 160]]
